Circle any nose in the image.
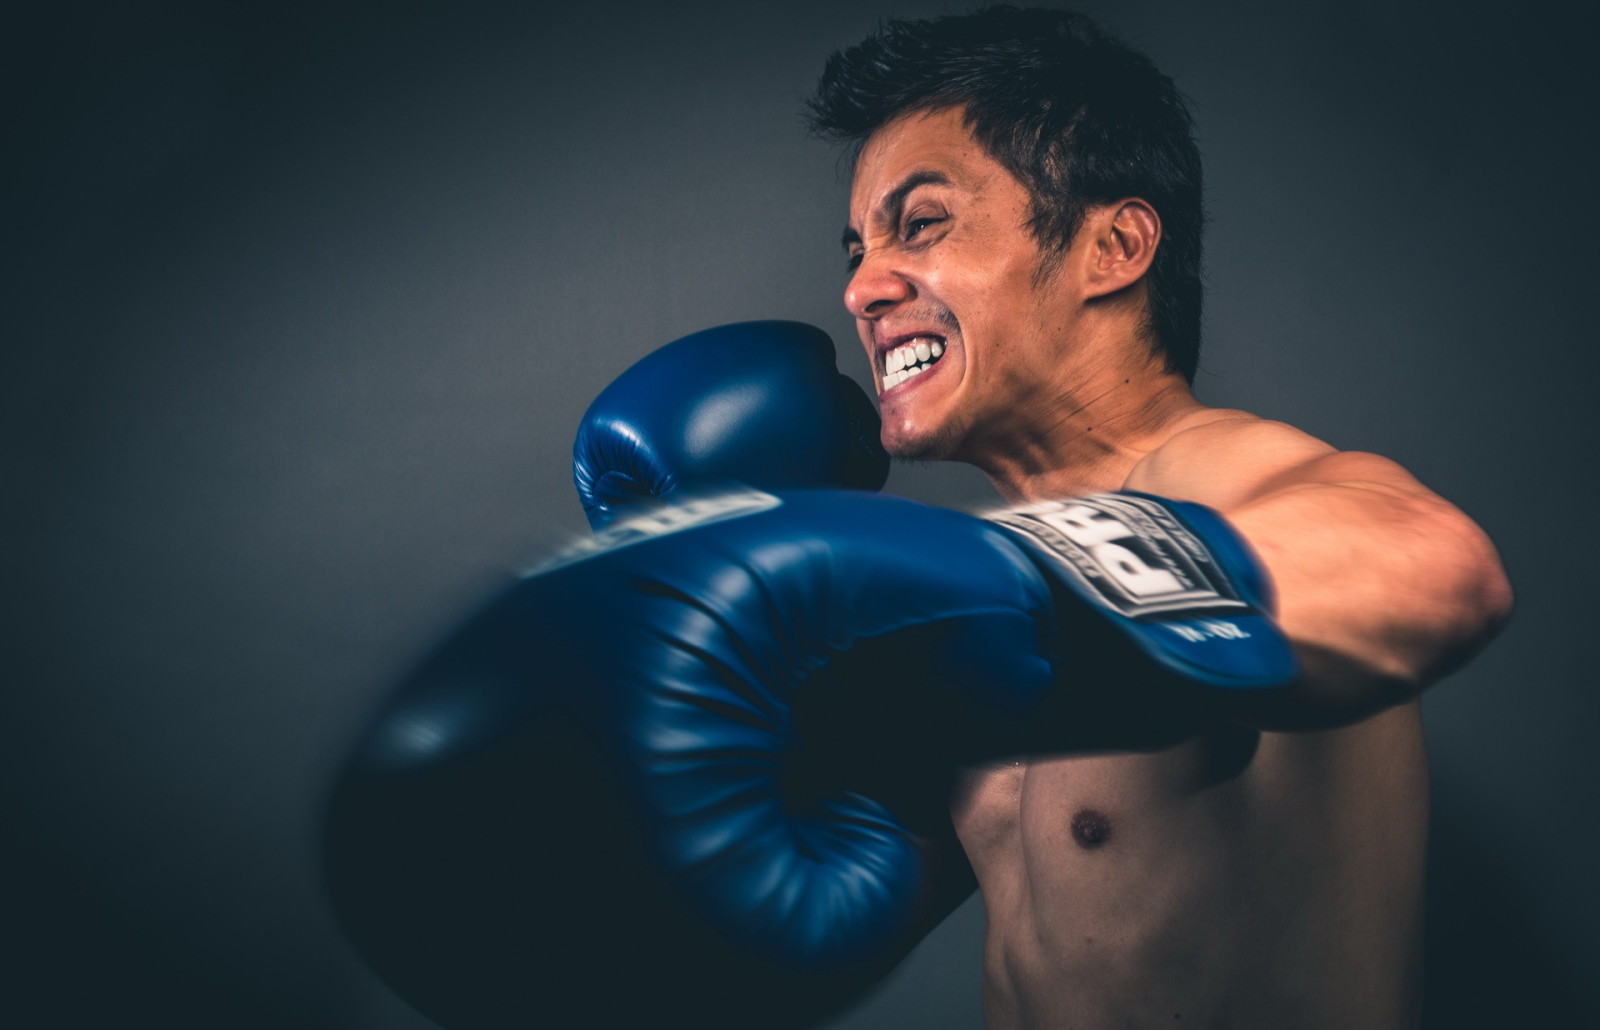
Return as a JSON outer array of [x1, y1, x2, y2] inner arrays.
[[843, 251, 913, 320]]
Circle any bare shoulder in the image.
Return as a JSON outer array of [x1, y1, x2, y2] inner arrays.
[[1124, 410, 1425, 511]]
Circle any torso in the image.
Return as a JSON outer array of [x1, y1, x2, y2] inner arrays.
[[954, 706, 1428, 1029], [957, 408, 1430, 1029]]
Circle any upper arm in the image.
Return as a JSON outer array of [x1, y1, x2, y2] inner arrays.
[[1129, 416, 1513, 723]]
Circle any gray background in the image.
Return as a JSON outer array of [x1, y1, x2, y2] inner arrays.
[[7, 1, 1596, 1026]]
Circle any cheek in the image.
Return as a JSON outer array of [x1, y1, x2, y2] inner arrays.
[[957, 226, 1045, 307], [952, 264, 1042, 353]]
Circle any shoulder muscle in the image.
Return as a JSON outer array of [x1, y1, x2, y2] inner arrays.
[[1124, 415, 1339, 509]]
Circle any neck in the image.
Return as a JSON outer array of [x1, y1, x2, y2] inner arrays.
[[971, 352, 1207, 504]]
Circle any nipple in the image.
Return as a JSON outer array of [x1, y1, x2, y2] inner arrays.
[[1070, 808, 1112, 849]]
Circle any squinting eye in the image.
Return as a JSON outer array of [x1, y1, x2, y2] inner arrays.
[[904, 217, 942, 240], [845, 252, 863, 273]]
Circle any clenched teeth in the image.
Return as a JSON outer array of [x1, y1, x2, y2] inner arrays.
[[881, 337, 945, 390]]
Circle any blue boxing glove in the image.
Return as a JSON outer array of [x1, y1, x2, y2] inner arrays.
[[324, 489, 1295, 1029], [572, 321, 888, 528]]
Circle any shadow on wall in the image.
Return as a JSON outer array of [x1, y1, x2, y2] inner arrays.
[[0, 799, 344, 1030], [1423, 795, 1596, 1028]]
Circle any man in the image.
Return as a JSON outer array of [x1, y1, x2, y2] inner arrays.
[[805, 7, 1511, 1028], [324, 9, 1512, 1030]]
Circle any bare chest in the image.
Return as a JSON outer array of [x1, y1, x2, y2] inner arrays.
[[951, 724, 1266, 871], [948, 709, 1430, 1029]]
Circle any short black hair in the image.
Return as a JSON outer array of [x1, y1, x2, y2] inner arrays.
[[807, 6, 1204, 381]]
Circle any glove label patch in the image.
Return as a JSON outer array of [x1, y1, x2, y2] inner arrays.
[[987, 494, 1251, 620], [523, 490, 781, 577]]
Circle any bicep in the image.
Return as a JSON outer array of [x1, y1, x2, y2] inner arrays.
[[1134, 418, 1511, 724]]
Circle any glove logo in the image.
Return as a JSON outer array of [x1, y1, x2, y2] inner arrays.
[[525, 490, 782, 577], [988, 494, 1251, 620]]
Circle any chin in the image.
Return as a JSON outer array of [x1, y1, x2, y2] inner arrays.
[[882, 416, 971, 463]]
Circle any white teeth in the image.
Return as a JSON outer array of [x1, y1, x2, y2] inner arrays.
[[879, 336, 947, 392]]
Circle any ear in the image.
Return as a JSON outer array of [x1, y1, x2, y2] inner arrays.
[[1080, 199, 1161, 300]]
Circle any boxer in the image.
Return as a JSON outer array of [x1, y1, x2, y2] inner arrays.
[[805, 8, 1512, 1028], [326, 8, 1512, 1030]]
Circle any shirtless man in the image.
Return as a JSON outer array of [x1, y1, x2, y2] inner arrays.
[[325, 9, 1510, 1030], [808, 7, 1512, 1027]]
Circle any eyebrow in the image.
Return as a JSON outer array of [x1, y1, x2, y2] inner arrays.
[[841, 169, 953, 251]]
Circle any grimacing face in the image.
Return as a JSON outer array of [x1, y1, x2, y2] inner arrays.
[[843, 107, 1095, 465]]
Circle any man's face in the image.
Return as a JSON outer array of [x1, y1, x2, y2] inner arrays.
[[844, 106, 1085, 463]]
